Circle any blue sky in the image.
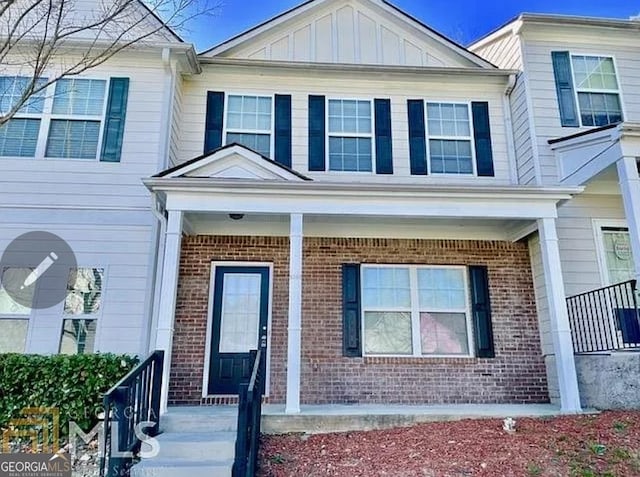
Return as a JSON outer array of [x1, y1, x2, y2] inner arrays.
[[188, 0, 638, 52]]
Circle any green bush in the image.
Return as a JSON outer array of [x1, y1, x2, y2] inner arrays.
[[0, 353, 138, 434]]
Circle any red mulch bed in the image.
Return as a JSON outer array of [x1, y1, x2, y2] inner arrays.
[[259, 411, 640, 477]]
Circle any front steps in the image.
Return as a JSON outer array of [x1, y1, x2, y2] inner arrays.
[[131, 406, 238, 477]]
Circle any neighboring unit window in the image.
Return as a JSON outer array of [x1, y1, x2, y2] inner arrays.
[[361, 265, 472, 356], [0, 76, 46, 157], [328, 99, 373, 172], [46, 79, 107, 159], [426, 103, 474, 174], [601, 228, 634, 285], [571, 56, 623, 127], [60, 267, 103, 354], [225, 95, 272, 157], [0, 267, 34, 353]]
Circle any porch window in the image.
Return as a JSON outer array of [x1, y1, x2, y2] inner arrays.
[[225, 95, 273, 157], [328, 99, 373, 172], [0, 267, 34, 353], [361, 265, 472, 357], [571, 55, 623, 127], [59, 267, 103, 354], [426, 103, 474, 174]]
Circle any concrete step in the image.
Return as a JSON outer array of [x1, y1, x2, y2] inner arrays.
[[154, 431, 236, 460], [131, 457, 233, 477], [162, 407, 238, 433]]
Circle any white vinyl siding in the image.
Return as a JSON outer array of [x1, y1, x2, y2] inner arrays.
[[327, 99, 374, 172], [361, 264, 473, 357]]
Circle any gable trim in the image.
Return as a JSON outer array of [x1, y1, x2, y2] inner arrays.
[[154, 143, 312, 180], [200, 0, 496, 69]]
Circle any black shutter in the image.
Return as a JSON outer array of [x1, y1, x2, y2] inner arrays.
[[551, 51, 579, 127], [100, 77, 129, 162], [469, 265, 495, 358], [374, 98, 393, 174], [407, 99, 427, 175], [274, 94, 292, 166], [308, 95, 326, 171], [471, 102, 495, 177], [342, 264, 362, 357], [204, 91, 225, 153]]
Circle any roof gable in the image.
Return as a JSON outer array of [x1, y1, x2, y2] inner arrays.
[[201, 0, 494, 69], [155, 144, 311, 181]]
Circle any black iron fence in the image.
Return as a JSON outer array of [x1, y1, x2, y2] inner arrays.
[[567, 280, 640, 353], [99, 350, 164, 477], [233, 349, 263, 477]]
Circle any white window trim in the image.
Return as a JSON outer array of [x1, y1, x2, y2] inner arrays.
[[360, 264, 475, 358], [568, 53, 625, 128], [222, 92, 275, 158], [592, 219, 631, 287], [326, 97, 377, 173], [424, 101, 477, 177], [202, 261, 273, 399], [0, 75, 112, 161]]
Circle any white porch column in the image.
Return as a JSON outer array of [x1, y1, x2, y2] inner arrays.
[[617, 156, 640, 281], [538, 218, 582, 413], [155, 210, 183, 414], [285, 213, 303, 414]]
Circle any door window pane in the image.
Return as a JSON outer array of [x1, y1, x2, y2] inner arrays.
[[0, 319, 28, 352], [364, 311, 412, 355], [602, 230, 635, 285], [0, 267, 33, 315], [64, 268, 104, 315], [219, 273, 262, 353], [60, 319, 97, 354], [420, 312, 469, 355]]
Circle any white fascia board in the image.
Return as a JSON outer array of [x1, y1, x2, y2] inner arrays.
[[145, 180, 581, 220]]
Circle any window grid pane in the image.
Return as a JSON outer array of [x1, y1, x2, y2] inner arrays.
[[328, 137, 372, 172], [417, 268, 467, 310], [364, 311, 413, 355], [420, 312, 469, 355], [64, 268, 104, 315], [429, 139, 473, 174], [572, 56, 618, 91], [577, 92, 623, 127], [60, 319, 97, 355], [226, 95, 272, 157], [0, 119, 40, 157], [0, 76, 47, 114], [52, 79, 107, 116], [0, 267, 34, 315], [426, 102, 471, 138], [226, 132, 271, 157], [328, 99, 372, 134], [46, 120, 101, 159]]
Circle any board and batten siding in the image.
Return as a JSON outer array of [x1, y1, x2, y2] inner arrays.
[[0, 214, 155, 355], [471, 32, 523, 71], [217, 0, 477, 68], [175, 66, 514, 185], [0, 52, 169, 210], [520, 27, 640, 184]]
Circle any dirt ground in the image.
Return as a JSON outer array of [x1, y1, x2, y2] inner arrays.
[[259, 411, 640, 477]]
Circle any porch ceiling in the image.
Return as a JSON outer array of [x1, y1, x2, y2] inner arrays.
[[184, 212, 534, 242]]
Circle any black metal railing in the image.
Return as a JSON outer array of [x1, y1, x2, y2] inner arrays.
[[99, 350, 164, 477], [233, 349, 263, 477], [567, 280, 640, 353]]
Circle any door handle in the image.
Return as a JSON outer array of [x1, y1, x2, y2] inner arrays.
[[260, 334, 267, 348]]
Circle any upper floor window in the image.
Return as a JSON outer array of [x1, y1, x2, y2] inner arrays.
[[225, 94, 273, 158], [0, 76, 128, 161], [571, 55, 623, 127], [426, 102, 474, 175], [328, 99, 373, 172]]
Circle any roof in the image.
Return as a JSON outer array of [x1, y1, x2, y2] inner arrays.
[[470, 13, 640, 49], [154, 143, 312, 180], [200, 0, 496, 69]]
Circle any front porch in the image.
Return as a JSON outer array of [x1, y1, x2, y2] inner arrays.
[[144, 144, 585, 415]]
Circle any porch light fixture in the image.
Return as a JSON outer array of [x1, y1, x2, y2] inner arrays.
[[229, 213, 245, 220]]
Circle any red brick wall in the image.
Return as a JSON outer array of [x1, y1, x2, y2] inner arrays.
[[169, 236, 548, 405]]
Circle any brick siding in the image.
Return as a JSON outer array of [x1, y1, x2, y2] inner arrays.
[[169, 236, 549, 405]]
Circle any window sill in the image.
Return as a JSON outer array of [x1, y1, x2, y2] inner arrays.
[[363, 355, 477, 365]]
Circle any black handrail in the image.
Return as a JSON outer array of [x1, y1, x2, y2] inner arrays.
[[233, 349, 263, 477], [566, 280, 640, 353], [99, 350, 164, 477]]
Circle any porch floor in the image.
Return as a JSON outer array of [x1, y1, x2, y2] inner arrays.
[[166, 403, 579, 435]]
